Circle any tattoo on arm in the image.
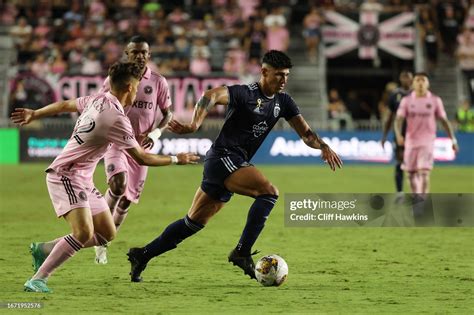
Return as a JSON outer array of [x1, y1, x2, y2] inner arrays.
[[196, 96, 215, 112], [304, 129, 327, 149]]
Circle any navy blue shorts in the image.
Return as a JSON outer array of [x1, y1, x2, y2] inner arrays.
[[201, 150, 251, 203]]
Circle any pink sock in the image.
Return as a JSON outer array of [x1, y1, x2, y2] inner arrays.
[[113, 206, 129, 231], [105, 189, 122, 215], [83, 233, 109, 248], [32, 234, 83, 280]]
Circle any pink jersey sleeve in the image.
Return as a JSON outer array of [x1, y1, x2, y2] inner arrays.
[[76, 95, 94, 113], [396, 96, 408, 118], [434, 96, 447, 119], [108, 115, 140, 150], [157, 77, 172, 109], [99, 77, 111, 94]]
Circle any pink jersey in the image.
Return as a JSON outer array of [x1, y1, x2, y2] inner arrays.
[[100, 67, 172, 137], [47, 92, 139, 181], [396, 91, 447, 147]]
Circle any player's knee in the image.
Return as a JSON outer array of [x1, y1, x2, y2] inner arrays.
[[118, 197, 131, 210], [109, 173, 127, 195], [103, 228, 116, 242], [73, 225, 94, 244], [257, 183, 279, 197]]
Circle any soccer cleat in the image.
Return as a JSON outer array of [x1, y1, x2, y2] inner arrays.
[[94, 245, 108, 265], [127, 248, 148, 282], [30, 243, 46, 273], [228, 249, 259, 280], [24, 278, 51, 293]]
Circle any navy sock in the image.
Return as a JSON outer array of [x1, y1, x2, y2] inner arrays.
[[236, 194, 278, 255], [395, 163, 404, 192], [143, 215, 203, 260]]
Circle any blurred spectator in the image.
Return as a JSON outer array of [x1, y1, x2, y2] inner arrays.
[[423, 21, 441, 77], [437, 3, 463, 56], [81, 51, 102, 75], [244, 19, 266, 60], [0, 2, 18, 25], [465, 0, 474, 29], [327, 88, 353, 130], [239, 0, 260, 20], [50, 53, 68, 76], [345, 90, 372, 121], [63, 2, 84, 26], [266, 18, 289, 52], [264, 6, 286, 29], [455, 99, 474, 132], [190, 38, 211, 59], [88, 0, 107, 23], [10, 17, 32, 49], [31, 54, 50, 79], [190, 52, 212, 76], [456, 28, 474, 103], [302, 7, 324, 63]]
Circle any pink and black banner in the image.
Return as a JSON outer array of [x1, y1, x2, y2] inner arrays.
[[322, 11, 415, 60]]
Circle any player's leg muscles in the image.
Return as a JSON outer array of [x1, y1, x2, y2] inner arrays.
[[32, 208, 92, 280], [225, 167, 279, 255], [224, 166, 279, 198], [109, 172, 127, 195], [187, 187, 226, 225], [90, 210, 116, 244]]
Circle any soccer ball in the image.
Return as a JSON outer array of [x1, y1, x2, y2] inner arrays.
[[255, 254, 288, 287]]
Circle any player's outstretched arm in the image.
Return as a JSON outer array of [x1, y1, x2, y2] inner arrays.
[[168, 86, 229, 134], [126, 146, 200, 166], [394, 116, 405, 146], [288, 114, 343, 171], [439, 117, 459, 152], [10, 100, 78, 126]]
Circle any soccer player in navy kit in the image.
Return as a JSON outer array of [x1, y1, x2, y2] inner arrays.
[[127, 50, 342, 282], [381, 71, 413, 198]]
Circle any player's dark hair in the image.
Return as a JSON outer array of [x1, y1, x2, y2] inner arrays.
[[262, 50, 293, 69], [414, 72, 429, 78], [108, 61, 142, 91], [128, 35, 148, 45]]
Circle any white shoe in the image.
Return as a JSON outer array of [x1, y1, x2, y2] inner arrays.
[[395, 192, 405, 204], [94, 245, 108, 264]]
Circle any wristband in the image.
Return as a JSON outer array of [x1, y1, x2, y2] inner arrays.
[[148, 128, 162, 143], [452, 138, 458, 146], [170, 156, 178, 164]]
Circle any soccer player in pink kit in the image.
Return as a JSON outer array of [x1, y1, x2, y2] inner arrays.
[[95, 36, 173, 264], [11, 62, 198, 293], [394, 72, 459, 194]]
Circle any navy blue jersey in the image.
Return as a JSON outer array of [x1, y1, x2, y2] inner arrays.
[[211, 82, 300, 161], [388, 87, 410, 137]]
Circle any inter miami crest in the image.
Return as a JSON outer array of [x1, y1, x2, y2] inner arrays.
[[426, 103, 432, 109], [78, 191, 88, 201], [274, 103, 280, 117], [144, 85, 153, 94]]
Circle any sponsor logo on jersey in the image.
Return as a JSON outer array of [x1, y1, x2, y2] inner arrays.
[[253, 121, 268, 138]]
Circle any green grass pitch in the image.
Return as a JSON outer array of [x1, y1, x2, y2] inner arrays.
[[0, 164, 473, 314]]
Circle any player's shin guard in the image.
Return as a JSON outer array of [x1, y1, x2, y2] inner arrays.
[[236, 194, 278, 255], [142, 215, 204, 261], [32, 234, 83, 280], [105, 189, 123, 214], [395, 163, 404, 192]]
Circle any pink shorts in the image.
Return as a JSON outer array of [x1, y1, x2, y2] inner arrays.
[[46, 172, 109, 218], [402, 145, 434, 172], [104, 145, 149, 203]]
